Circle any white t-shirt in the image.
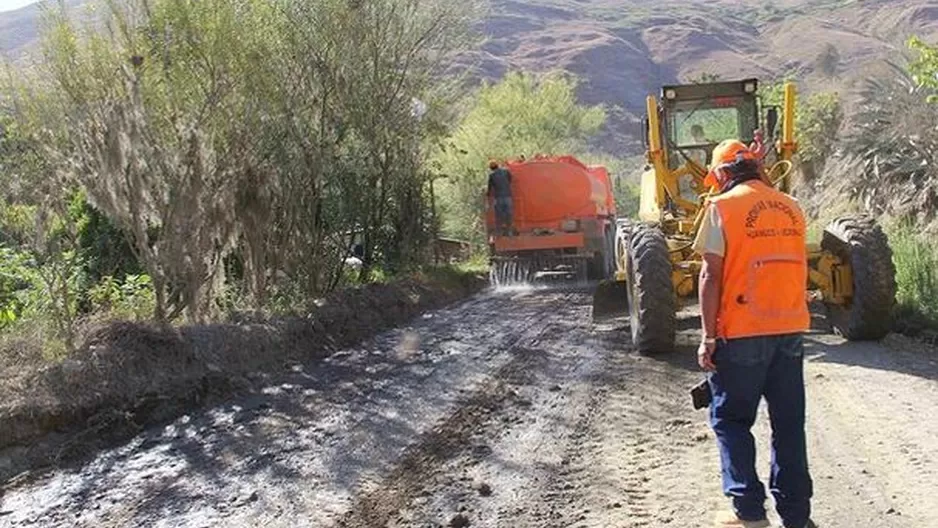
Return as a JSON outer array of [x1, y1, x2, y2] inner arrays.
[[692, 203, 725, 257]]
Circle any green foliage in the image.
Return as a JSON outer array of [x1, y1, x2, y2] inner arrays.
[[909, 36, 938, 102], [0, 201, 37, 248], [69, 193, 141, 284], [87, 274, 155, 321], [433, 71, 606, 240], [0, 246, 33, 328], [889, 223, 938, 328], [453, 252, 491, 275], [6, 0, 480, 325], [686, 72, 722, 84], [613, 179, 641, 219], [0, 242, 84, 350], [762, 82, 842, 180]]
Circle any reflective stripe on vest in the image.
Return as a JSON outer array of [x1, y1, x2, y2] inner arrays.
[[709, 181, 811, 339]]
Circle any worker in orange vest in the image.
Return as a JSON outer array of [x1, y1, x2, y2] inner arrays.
[[693, 140, 814, 528]]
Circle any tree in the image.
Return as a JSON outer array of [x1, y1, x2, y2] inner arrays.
[[7, 0, 481, 323], [762, 81, 842, 182], [686, 72, 722, 84], [0, 95, 84, 351], [909, 36, 938, 102], [433, 71, 606, 240]]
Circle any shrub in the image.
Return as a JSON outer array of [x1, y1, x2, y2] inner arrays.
[[87, 274, 156, 322], [762, 83, 843, 182], [889, 223, 938, 330]]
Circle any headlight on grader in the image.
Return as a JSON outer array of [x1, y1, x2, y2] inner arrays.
[[561, 219, 580, 232]]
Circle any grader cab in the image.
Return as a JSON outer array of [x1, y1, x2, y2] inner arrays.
[[592, 78, 897, 354]]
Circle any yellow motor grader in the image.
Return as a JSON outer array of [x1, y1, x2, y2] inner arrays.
[[592, 78, 897, 354]]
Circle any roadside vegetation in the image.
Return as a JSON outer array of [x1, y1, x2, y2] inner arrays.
[[881, 37, 938, 333], [0, 0, 483, 362], [890, 224, 938, 333], [803, 36, 938, 335]]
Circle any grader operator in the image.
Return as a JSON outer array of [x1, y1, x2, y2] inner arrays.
[[593, 78, 897, 354]]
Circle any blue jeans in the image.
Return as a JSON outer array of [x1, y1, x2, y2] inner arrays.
[[494, 197, 513, 234], [708, 334, 813, 528]]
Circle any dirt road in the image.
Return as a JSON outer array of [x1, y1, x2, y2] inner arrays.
[[3, 286, 938, 527]]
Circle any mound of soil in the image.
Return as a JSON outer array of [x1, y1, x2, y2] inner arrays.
[[0, 269, 487, 484]]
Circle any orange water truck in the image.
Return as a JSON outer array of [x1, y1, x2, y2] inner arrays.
[[484, 154, 617, 284]]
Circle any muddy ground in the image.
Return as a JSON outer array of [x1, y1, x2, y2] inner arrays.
[[2, 285, 938, 527]]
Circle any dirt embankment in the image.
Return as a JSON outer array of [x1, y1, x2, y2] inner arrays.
[[0, 268, 487, 485]]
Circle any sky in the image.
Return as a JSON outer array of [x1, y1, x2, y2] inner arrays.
[[0, 0, 37, 13]]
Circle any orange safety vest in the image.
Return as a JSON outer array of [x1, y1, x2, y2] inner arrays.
[[708, 180, 810, 339]]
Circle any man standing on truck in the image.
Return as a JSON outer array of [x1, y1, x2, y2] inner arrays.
[[487, 160, 514, 236], [693, 139, 814, 528]]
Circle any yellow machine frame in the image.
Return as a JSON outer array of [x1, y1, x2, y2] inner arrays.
[[616, 82, 853, 306]]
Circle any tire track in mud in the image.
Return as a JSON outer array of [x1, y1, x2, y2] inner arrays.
[[501, 330, 620, 528], [336, 290, 603, 528], [335, 290, 583, 528], [532, 320, 716, 528], [523, 379, 610, 527], [583, 350, 718, 527], [335, 345, 548, 528], [349, 297, 705, 528], [357, 295, 619, 528]]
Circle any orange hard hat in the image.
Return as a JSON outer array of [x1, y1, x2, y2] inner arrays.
[[703, 139, 758, 188]]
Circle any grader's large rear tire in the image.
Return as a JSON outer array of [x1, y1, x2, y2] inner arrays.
[[821, 214, 897, 340], [627, 224, 677, 354]]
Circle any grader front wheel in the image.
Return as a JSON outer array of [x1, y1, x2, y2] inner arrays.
[[627, 224, 677, 354], [821, 214, 897, 340]]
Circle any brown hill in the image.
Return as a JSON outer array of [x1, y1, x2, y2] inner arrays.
[[467, 0, 938, 153], [3, 0, 938, 153]]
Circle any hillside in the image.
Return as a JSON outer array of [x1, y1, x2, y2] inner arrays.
[[467, 0, 938, 152], [3, 0, 938, 153]]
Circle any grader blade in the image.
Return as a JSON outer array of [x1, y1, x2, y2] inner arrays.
[[591, 279, 628, 320]]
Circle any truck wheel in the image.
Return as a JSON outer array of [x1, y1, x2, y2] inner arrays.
[[604, 226, 616, 277], [587, 253, 605, 281], [627, 224, 676, 354], [821, 214, 897, 340], [587, 226, 616, 281]]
